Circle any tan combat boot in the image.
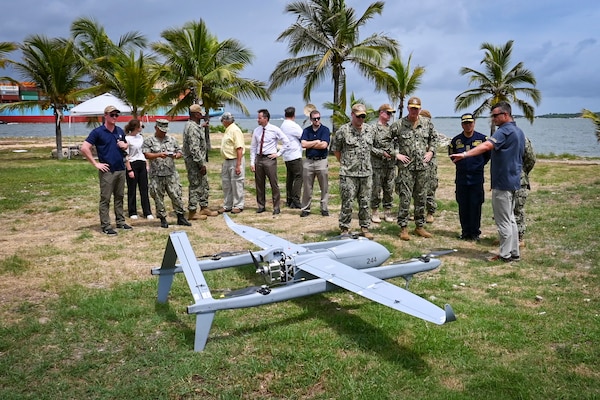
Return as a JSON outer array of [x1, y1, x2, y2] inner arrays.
[[414, 226, 433, 238], [188, 210, 207, 221], [426, 213, 435, 224], [399, 227, 410, 241], [384, 208, 394, 222], [360, 227, 374, 240], [200, 207, 218, 217], [371, 208, 381, 223], [340, 229, 350, 236]]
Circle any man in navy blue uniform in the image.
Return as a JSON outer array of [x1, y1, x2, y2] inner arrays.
[[448, 113, 490, 241], [450, 102, 525, 262], [80, 105, 132, 235]]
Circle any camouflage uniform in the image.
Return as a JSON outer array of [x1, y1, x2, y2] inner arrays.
[[143, 134, 186, 218], [425, 131, 443, 215], [390, 115, 438, 228], [182, 119, 209, 211], [370, 122, 396, 210], [331, 122, 374, 230], [514, 137, 536, 239]]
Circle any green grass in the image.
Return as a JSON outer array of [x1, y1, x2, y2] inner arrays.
[[0, 139, 599, 399]]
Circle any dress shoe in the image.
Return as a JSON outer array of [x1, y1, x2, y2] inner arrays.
[[414, 226, 433, 238], [117, 223, 133, 230], [321, 210, 329, 217], [176, 213, 192, 226], [399, 227, 410, 241], [300, 210, 310, 217], [256, 208, 266, 213], [218, 207, 232, 214], [231, 208, 243, 214], [487, 254, 512, 263], [272, 208, 280, 215], [159, 217, 169, 228]]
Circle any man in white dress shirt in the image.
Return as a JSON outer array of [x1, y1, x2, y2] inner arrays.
[[280, 106, 304, 209]]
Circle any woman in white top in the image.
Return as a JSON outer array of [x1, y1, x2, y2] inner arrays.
[[124, 119, 153, 219]]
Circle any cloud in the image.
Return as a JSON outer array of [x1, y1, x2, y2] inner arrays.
[[1, 0, 599, 115]]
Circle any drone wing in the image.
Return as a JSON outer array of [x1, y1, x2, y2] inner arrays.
[[298, 255, 452, 325], [224, 214, 306, 254]]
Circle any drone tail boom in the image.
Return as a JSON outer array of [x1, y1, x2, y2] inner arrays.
[[153, 231, 217, 351]]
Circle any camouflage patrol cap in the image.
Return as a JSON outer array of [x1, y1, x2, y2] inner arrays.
[[155, 119, 169, 132], [351, 103, 367, 116]]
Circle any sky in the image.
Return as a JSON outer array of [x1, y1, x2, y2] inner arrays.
[[1, 0, 599, 117]]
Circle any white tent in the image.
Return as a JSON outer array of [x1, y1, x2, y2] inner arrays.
[[69, 93, 132, 117]]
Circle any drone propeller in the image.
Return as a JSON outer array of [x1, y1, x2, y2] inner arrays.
[[199, 250, 248, 260], [418, 249, 457, 262]]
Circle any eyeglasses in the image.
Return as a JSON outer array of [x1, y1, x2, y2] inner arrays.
[[311, 117, 321, 121], [109, 113, 119, 118], [355, 114, 367, 119], [491, 112, 505, 118]]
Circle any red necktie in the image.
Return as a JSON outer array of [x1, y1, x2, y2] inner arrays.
[[259, 126, 265, 155]]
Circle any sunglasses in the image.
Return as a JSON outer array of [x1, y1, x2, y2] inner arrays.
[[491, 112, 505, 118], [311, 117, 321, 121], [109, 113, 120, 118], [385, 111, 394, 116], [355, 114, 367, 119]]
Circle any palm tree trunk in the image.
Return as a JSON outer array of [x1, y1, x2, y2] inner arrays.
[[54, 109, 63, 160]]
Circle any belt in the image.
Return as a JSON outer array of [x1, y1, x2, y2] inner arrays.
[[307, 156, 326, 160], [258, 154, 274, 157]]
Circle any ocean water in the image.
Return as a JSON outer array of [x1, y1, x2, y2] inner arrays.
[[1, 116, 599, 157]]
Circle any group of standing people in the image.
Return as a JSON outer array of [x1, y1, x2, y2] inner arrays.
[[81, 100, 535, 263], [81, 104, 223, 235]]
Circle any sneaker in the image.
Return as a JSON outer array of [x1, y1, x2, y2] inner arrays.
[[511, 255, 521, 262], [232, 208, 243, 214], [117, 223, 133, 230], [129, 215, 139, 220], [102, 228, 118, 236], [146, 215, 154, 220]]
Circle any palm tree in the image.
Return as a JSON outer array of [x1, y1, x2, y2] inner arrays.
[[373, 53, 425, 118], [269, 0, 399, 131], [70, 17, 147, 77], [96, 48, 163, 119], [455, 40, 541, 133], [152, 19, 269, 148], [2, 35, 87, 159], [0, 41, 17, 69], [582, 109, 600, 142]]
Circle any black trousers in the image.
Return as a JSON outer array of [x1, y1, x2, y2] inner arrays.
[[285, 158, 303, 207], [456, 183, 484, 238], [127, 160, 153, 217]]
